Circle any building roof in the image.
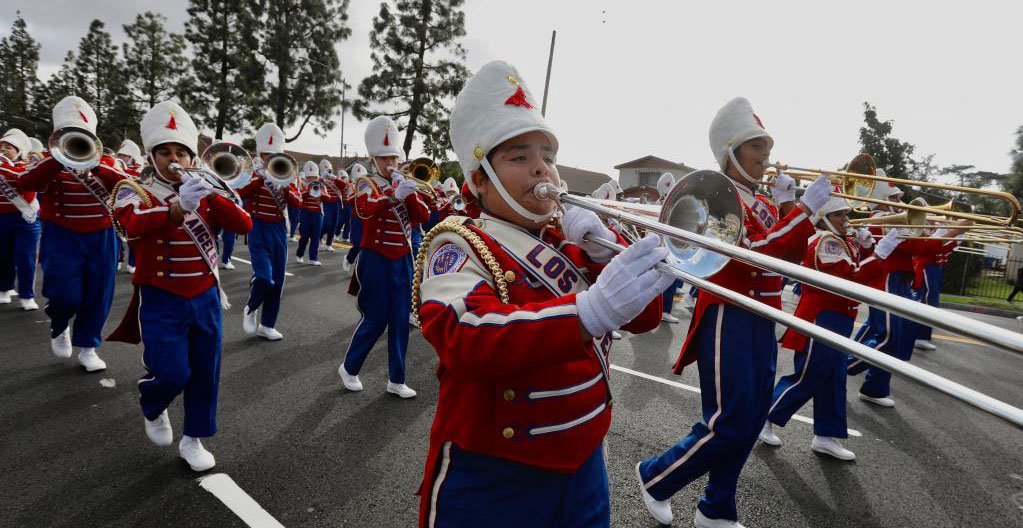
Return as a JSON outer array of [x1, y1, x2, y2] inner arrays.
[[614, 155, 695, 172], [557, 164, 612, 195]]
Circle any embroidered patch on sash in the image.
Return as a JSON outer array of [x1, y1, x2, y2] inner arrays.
[[429, 243, 467, 277], [750, 199, 777, 231], [114, 185, 142, 208]]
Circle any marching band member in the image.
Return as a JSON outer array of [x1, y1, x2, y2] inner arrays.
[[27, 137, 45, 161], [295, 160, 324, 265], [636, 97, 832, 527], [287, 177, 302, 242], [416, 60, 668, 528], [237, 123, 301, 340], [342, 163, 368, 273], [338, 116, 427, 398], [107, 100, 251, 471], [116, 139, 144, 176], [656, 172, 686, 324], [0, 128, 40, 310], [17, 96, 127, 371], [912, 226, 957, 350], [337, 168, 353, 243], [758, 195, 892, 461], [318, 159, 342, 252]]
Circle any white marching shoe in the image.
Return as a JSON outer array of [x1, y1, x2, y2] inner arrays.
[[338, 365, 363, 391], [325, 245, 336, 252], [179, 435, 216, 472], [661, 313, 680, 324], [811, 435, 856, 461], [759, 422, 782, 446], [914, 339, 936, 350], [409, 314, 420, 328], [77, 347, 107, 372], [309, 259, 322, 266], [387, 382, 417, 399], [127, 265, 136, 274], [858, 393, 895, 408], [51, 328, 72, 358], [144, 409, 173, 446], [221, 261, 235, 270], [257, 325, 283, 341], [319, 243, 330, 250], [342, 259, 353, 273], [695, 510, 746, 528], [611, 330, 623, 340], [635, 462, 673, 524], [0, 290, 10, 304], [242, 306, 259, 335], [21, 298, 38, 311], [296, 256, 305, 264]]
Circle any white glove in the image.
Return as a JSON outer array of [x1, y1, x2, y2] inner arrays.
[[178, 176, 213, 213], [771, 170, 797, 204], [576, 234, 676, 337], [395, 178, 417, 201], [874, 229, 903, 259], [561, 205, 616, 263], [854, 227, 874, 249], [389, 168, 405, 183], [799, 174, 832, 214]]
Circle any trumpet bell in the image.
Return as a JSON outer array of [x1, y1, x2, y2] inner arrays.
[[265, 153, 297, 186], [202, 142, 253, 189], [842, 153, 877, 211], [659, 170, 744, 278], [48, 127, 101, 171]]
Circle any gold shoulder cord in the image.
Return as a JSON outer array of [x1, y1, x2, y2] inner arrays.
[[411, 217, 510, 326], [109, 179, 153, 239], [814, 232, 853, 271]]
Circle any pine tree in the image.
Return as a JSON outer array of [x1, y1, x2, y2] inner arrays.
[[255, 0, 351, 142], [0, 12, 42, 136], [123, 12, 187, 109], [180, 0, 264, 140], [30, 50, 77, 135], [858, 102, 917, 179], [352, 0, 469, 159], [69, 20, 138, 147]]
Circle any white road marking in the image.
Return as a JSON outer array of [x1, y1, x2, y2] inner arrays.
[[99, 379, 116, 388], [198, 473, 285, 528], [610, 364, 863, 437], [231, 257, 295, 277]]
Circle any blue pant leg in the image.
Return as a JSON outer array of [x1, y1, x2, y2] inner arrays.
[[346, 216, 362, 264], [410, 227, 423, 261], [386, 255, 412, 384], [917, 265, 941, 341], [322, 202, 339, 246], [128, 243, 136, 267], [71, 228, 117, 348], [849, 305, 889, 376], [306, 211, 323, 261], [183, 286, 222, 437], [662, 280, 681, 314], [247, 219, 276, 312], [339, 204, 351, 238], [861, 273, 913, 398], [261, 221, 288, 328], [13, 218, 40, 298], [287, 206, 300, 237], [138, 286, 192, 421], [0, 214, 16, 292], [221, 229, 236, 263], [557, 446, 611, 528], [343, 250, 391, 375], [40, 222, 83, 338]]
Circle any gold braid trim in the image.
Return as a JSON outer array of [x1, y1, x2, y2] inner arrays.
[[412, 217, 510, 327], [813, 232, 853, 271], [109, 179, 153, 239]]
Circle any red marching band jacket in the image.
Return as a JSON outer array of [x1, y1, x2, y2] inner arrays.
[[779, 231, 885, 351], [415, 214, 662, 525], [0, 157, 35, 215], [320, 179, 341, 204], [16, 155, 128, 233], [912, 238, 957, 289], [236, 169, 301, 222], [672, 184, 816, 373], [352, 174, 430, 259], [299, 185, 324, 212], [108, 178, 252, 344]]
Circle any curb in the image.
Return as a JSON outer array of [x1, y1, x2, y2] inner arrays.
[[940, 301, 1023, 319]]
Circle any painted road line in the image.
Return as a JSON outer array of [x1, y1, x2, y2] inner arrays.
[[198, 473, 285, 528], [610, 364, 863, 438], [231, 257, 294, 277]]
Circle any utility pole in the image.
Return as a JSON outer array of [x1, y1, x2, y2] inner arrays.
[[541, 30, 556, 117], [340, 82, 346, 159]]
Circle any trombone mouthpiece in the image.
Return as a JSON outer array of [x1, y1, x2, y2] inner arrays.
[[533, 182, 558, 201]]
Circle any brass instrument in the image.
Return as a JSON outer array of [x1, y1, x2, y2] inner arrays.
[[264, 153, 298, 187], [402, 157, 440, 198], [48, 126, 102, 171], [167, 142, 253, 204]]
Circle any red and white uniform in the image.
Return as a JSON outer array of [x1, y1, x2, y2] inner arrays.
[[300, 185, 323, 212], [320, 179, 340, 205], [352, 174, 429, 259], [0, 157, 33, 214], [16, 155, 127, 233], [912, 238, 957, 290], [236, 170, 301, 223]]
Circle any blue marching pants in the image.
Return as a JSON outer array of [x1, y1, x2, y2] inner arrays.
[[246, 219, 288, 328], [296, 210, 323, 261], [0, 213, 40, 298], [40, 221, 117, 348], [638, 304, 777, 522], [411, 226, 424, 261], [343, 249, 412, 384], [915, 264, 942, 341], [345, 216, 363, 264], [848, 271, 918, 399], [220, 229, 236, 264], [662, 279, 683, 314], [321, 201, 340, 247], [138, 285, 222, 438], [338, 204, 353, 239], [768, 310, 853, 438], [287, 206, 301, 238], [431, 444, 609, 528]]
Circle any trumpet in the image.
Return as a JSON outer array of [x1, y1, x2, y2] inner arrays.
[[451, 194, 466, 212], [532, 171, 1023, 428], [167, 142, 252, 204], [264, 152, 298, 186], [48, 127, 102, 171], [401, 157, 440, 198]]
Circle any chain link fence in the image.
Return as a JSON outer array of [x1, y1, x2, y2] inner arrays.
[[943, 252, 1023, 301]]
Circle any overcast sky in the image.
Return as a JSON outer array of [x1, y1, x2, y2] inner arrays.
[[4, 0, 1022, 181]]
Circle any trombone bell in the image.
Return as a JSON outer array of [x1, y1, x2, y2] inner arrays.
[[48, 127, 101, 171]]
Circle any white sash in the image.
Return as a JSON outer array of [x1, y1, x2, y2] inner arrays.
[[259, 170, 291, 233], [68, 169, 114, 215], [0, 172, 36, 222]]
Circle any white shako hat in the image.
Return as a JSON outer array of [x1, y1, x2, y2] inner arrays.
[[364, 115, 404, 159], [140, 100, 199, 156], [449, 60, 559, 222], [0, 128, 32, 159], [336, 169, 349, 181], [319, 159, 333, 176], [53, 96, 98, 134], [442, 177, 457, 194], [116, 139, 142, 163], [709, 97, 773, 184], [350, 163, 368, 179], [255, 123, 285, 155], [592, 182, 615, 201], [813, 195, 851, 223], [28, 137, 44, 153], [657, 172, 676, 199], [302, 160, 319, 178]]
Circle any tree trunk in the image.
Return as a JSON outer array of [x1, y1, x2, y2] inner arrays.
[[402, 0, 432, 159]]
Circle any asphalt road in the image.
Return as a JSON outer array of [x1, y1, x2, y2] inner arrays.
[[1, 239, 1022, 528]]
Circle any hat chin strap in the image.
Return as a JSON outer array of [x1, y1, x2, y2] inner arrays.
[[479, 156, 553, 224], [822, 215, 844, 237], [728, 149, 759, 186]]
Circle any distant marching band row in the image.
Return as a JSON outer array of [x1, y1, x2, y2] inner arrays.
[[0, 57, 980, 528]]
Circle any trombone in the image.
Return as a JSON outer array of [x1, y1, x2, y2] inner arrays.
[[48, 127, 102, 172], [168, 142, 252, 204], [848, 198, 1023, 243], [401, 157, 441, 198], [532, 170, 1023, 428]]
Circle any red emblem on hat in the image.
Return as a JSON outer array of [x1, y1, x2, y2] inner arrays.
[[78, 110, 89, 123], [384, 133, 390, 146], [505, 86, 534, 109], [752, 112, 765, 129], [166, 115, 178, 130], [268, 135, 273, 145]]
